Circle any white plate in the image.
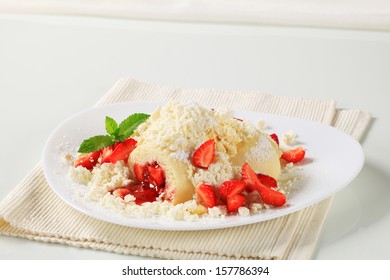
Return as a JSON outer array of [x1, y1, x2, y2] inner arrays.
[[42, 102, 364, 231]]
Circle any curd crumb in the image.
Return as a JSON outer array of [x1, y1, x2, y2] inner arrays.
[[124, 194, 136, 203], [207, 206, 227, 218], [250, 203, 264, 213], [257, 119, 266, 130], [283, 130, 296, 145], [62, 153, 74, 164], [238, 207, 250, 216], [68, 166, 92, 184]]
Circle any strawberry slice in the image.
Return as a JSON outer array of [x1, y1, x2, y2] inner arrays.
[[257, 173, 277, 189], [269, 133, 279, 146], [226, 193, 246, 212], [259, 186, 286, 207], [105, 143, 128, 163], [133, 163, 145, 182], [192, 139, 215, 169], [74, 150, 101, 170], [123, 137, 137, 147], [242, 162, 261, 192], [281, 146, 305, 163], [100, 146, 114, 163], [103, 138, 137, 163], [218, 180, 246, 198], [242, 163, 286, 207], [196, 184, 217, 208]]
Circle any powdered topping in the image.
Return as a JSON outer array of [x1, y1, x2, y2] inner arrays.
[[245, 134, 278, 163]]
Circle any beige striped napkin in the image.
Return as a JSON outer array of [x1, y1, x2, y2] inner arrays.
[[0, 79, 371, 259]]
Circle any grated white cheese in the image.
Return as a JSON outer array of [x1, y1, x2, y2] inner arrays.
[[98, 194, 204, 221], [89, 161, 131, 191], [191, 152, 236, 187], [133, 101, 254, 159], [69, 161, 132, 202]]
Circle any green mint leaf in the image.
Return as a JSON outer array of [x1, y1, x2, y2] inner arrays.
[[105, 116, 118, 136], [77, 113, 148, 153], [118, 113, 149, 139], [78, 135, 115, 153]]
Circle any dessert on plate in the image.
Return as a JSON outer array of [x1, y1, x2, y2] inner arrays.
[[67, 101, 305, 220]]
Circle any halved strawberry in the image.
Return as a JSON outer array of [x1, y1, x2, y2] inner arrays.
[[192, 139, 215, 169], [269, 133, 279, 146], [112, 188, 132, 199], [124, 137, 137, 147], [133, 163, 145, 182], [281, 146, 305, 163], [226, 193, 246, 212], [104, 138, 137, 163], [105, 142, 127, 163], [218, 180, 246, 198], [147, 162, 165, 187], [257, 173, 277, 189], [242, 163, 286, 207], [74, 150, 101, 170], [196, 184, 217, 208]]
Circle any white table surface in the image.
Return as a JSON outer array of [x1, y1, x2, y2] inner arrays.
[[0, 14, 389, 260]]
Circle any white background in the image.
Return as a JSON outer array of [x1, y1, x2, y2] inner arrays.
[[0, 14, 390, 259]]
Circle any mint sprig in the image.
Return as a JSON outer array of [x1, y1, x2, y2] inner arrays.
[[118, 113, 150, 140], [78, 113, 149, 153], [105, 116, 118, 137], [78, 135, 115, 153]]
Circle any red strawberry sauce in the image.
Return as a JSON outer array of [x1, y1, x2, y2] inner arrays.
[[111, 161, 166, 205]]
